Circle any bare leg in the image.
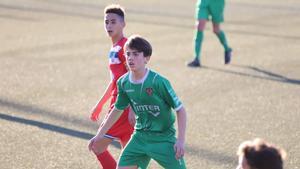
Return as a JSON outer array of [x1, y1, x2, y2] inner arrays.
[[91, 136, 112, 154]]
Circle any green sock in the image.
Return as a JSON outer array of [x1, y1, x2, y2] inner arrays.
[[194, 30, 203, 60], [216, 31, 230, 51]]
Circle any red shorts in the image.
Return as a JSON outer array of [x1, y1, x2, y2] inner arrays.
[[104, 96, 134, 142]]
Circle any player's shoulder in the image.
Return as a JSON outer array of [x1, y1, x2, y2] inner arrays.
[[148, 69, 170, 85], [117, 72, 130, 85], [119, 37, 128, 47], [113, 37, 127, 49]]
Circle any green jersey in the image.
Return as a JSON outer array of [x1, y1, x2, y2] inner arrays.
[[115, 69, 182, 133]]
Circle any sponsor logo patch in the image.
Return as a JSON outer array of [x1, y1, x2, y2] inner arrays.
[[145, 87, 153, 96]]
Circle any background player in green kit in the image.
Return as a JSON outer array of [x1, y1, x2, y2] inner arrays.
[[88, 35, 187, 169], [187, 0, 232, 67]]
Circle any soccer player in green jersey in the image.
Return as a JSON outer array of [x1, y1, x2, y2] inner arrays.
[[88, 35, 187, 169], [187, 0, 232, 67]]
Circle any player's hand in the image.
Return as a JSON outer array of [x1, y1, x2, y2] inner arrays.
[[89, 106, 102, 121], [128, 109, 136, 126], [174, 139, 185, 160], [90, 111, 99, 121]]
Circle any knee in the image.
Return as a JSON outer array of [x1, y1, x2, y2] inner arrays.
[[213, 29, 220, 34], [196, 20, 205, 31], [91, 141, 106, 154], [213, 25, 222, 34], [90, 145, 100, 154]]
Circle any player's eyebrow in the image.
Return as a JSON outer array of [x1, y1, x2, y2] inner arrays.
[[133, 50, 144, 55], [105, 18, 117, 22], [125, 50, 140, 56]]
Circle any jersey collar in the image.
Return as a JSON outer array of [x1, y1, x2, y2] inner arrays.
[[129, 68, 149, 84]]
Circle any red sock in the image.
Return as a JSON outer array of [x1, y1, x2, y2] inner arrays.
[[96, 150, 116, 169]]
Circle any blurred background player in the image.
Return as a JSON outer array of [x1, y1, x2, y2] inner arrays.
[[187, 0, 232, 67], [236, 138, 286, 169], [89, 4, 134, 169], [89, 35, 187, 169]]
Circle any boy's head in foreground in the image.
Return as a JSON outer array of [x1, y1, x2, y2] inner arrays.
[[124, 35, 152, 72], [104, 4, 125, 38], [236, 138, 286, 169]]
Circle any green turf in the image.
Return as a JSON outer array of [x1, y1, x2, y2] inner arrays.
[[1, 0, 300, 168]]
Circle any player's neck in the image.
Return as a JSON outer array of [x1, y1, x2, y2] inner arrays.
[[131, 68, 148, 82], [111, 33, 124, 45]]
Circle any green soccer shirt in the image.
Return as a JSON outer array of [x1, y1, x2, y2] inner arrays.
[[115, 69, 182, 133]]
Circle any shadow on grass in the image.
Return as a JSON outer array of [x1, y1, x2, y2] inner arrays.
[[0, 112, 121, 149], [0, 111, 236, 165], [0, 99, 95, 130], [203, 64, 300, 86]]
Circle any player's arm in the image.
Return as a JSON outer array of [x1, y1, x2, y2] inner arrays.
[[174, 106, 187, 160], [88, 107, 123, 151], [90, 81, 113, 121], [89, 77, 130, 151], [156, 77, 187, 159]]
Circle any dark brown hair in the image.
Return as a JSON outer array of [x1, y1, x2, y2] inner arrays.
[[104, 4, 125, 19], [237, 138, 286, 169], [125, 35, 152, 57]]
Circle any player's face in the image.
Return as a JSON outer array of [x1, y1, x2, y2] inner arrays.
[[236, 156, 250, 169], [125, 47, 149, 72], [104, 13, 124, 38]]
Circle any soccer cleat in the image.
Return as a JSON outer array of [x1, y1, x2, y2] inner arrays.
[[224, 48, 232, 64], [187, 58, 201, 67]]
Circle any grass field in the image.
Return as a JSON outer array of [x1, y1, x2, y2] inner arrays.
[[1, 0, 300, 168]]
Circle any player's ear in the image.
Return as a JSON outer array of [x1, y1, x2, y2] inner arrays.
[[122, 20, 126, 28], [144, 56, 150, 64]]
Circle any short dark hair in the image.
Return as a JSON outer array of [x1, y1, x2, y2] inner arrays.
[[125, 35, 152, 57], [237, 138, 286, 169], [104, 4, 125, 19]]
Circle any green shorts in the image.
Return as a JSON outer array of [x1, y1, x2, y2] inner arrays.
[[118, 130, 186, 169], [196, 0, 225, 23]]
